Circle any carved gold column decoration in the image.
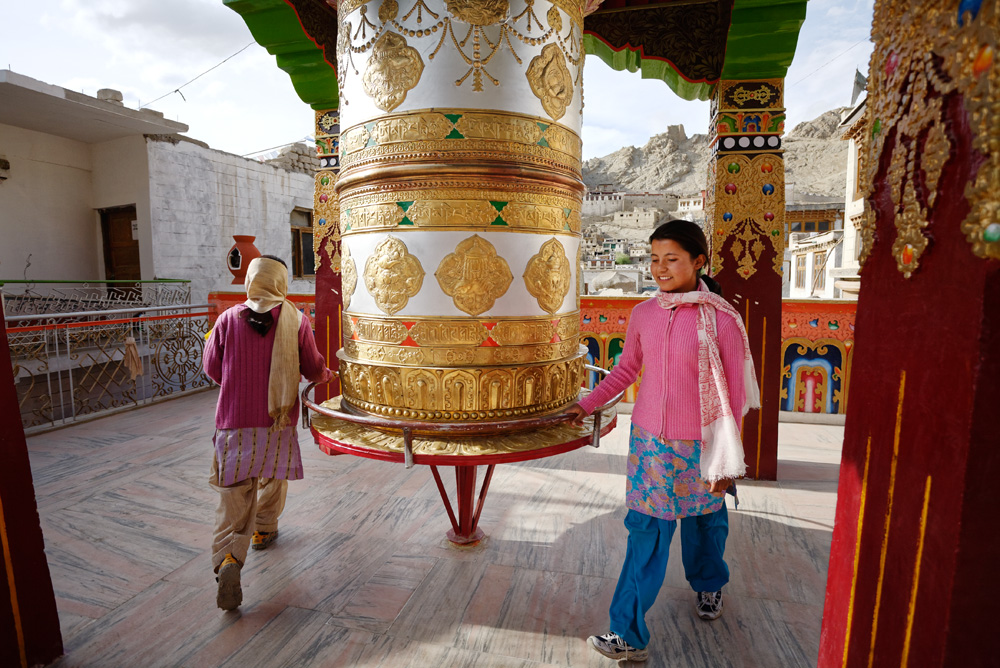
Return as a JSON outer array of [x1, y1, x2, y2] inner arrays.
[[363, 236, 425, 314], [335, 0, 585, 424], [710, 153, 785, 278], [314, 109, 342, 270], [859, 1, 999, 273], [708, 78, 786, 281], [523, 237, 571, 313], [435, 235, 514, 315]]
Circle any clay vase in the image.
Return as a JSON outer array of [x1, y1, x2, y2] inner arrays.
[[228, 235, 262, 285]]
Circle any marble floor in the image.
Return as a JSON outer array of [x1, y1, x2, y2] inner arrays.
[[27, 389, 843, 668]]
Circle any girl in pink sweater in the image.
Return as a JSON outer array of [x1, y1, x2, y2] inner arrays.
[[567, 220, 759, 663], [203, 255, 332, 610]]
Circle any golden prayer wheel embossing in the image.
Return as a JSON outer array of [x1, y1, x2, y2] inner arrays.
[[337, 0, 586, 427]]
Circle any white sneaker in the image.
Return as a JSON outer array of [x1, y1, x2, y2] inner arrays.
[[696, 590, 724, 620], [587, 632, 648, 662]]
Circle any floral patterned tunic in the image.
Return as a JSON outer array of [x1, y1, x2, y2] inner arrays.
[[625, 423, 725, 520]]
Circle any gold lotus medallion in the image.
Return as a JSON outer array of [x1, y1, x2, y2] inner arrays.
[[341, 241, 358, 308], [363, 236, 425, 315], [435, 235, 513, 316], [362, 32, 424, 112], [526, 44, 573, 120], [523, 238, 571, 314]]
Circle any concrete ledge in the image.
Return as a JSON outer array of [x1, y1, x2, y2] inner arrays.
[[779, 410, 846, 425]]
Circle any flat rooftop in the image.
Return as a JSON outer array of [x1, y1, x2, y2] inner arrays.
[[30, 390, 841, 667]]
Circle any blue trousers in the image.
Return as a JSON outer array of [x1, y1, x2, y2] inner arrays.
[[608, 505, 730, 649]]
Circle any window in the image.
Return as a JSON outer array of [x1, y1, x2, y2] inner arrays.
[[795, 255, 806, 289], [804, 221, 816, 232], [290, 208, 315, 278], [813, 251, 826, 291], [818, 220, 832, 232]]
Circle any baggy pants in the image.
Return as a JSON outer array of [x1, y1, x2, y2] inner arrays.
[[609, 505, 730, 650], [209, 455, 287, 570]]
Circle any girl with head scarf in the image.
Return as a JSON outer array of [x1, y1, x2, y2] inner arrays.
[[203, 255, 332, 610]]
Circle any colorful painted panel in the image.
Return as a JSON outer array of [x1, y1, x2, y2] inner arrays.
[[780, 300, 856, 414]]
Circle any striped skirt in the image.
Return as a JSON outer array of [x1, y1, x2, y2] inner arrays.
[[212, 426, 304, 486]]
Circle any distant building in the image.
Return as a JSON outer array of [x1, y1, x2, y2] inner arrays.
[[829, 96, 867, 300]]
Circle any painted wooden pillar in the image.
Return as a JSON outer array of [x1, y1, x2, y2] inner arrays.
[[818, 2, 999, 665], [706, 79, 786, 480], [314, 108, 342, 402], [0, 317, 62, 667]]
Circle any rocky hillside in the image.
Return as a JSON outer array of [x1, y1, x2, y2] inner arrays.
[[582, 108, 849, 200]]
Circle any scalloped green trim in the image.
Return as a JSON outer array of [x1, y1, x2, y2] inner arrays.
[[224, 0, 340, 110]]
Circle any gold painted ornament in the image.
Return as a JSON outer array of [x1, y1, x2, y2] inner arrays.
[[435, 235, 513, 315], [527, 43, 574, 120], [445, 0, 509, 25], [363, 236, 425, 314], [341, 241, 358, 307], [523, 237, 572, 314], [362, 32, 424, 112]]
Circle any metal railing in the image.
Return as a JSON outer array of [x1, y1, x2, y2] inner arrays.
[[1, 279, 192, 325], [7, 303, 213, 433]]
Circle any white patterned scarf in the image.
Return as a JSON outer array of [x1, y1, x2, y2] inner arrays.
[[655, 280, 761, 482], [244, 257, 303, 434]]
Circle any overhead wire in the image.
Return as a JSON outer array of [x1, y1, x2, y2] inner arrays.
[[141, 41, 256, 108], [790, 38, 869, 85]]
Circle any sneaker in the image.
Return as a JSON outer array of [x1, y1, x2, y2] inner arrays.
[[251, 530, 278, 550], [696, 590, 723, 620], [587, 632, 648, 662], [215, 553, 242, 610]]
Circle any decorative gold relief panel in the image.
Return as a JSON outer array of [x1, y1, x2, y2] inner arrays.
[[711, 154, 786, 278], [435, 235, 513, 315], [363, 236, 425, 314], [860, 1, 1000, 269], [527, 43, 574, 120], [523, 238, 572, 314], [406, 200, 498, 228], [362, 32, 424, 112], [341, 242, 358, 308], [338, 354, 585, 421]]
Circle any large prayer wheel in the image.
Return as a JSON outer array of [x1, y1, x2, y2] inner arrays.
[[331, 0, 586, 426]]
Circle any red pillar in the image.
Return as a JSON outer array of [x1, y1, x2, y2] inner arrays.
[[706, 79, 785, 480], [313, 108, 342, 402], [0, 318, 63, 667], [819, 2, 1000, 665]]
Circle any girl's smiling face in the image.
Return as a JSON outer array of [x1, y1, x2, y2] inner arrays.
[[650, 239, 706, 293]]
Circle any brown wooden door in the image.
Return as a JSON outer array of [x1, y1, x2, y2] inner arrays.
[[100, 206, 140, 281]]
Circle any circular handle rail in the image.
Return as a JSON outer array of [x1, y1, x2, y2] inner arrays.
[[302, 364, 624, 468]]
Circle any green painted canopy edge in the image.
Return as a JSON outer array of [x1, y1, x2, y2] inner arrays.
[[584, 0, 807, 99], [721, 0, 808, 80], [582, 33, 713, 102], [224, 0, 339, 110]]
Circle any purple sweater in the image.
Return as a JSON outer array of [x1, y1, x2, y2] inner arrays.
[[204, 304, 331, 429], [578, 296, 747, 440]]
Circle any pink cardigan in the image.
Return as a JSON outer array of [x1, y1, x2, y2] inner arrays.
[[577, 296, 747, 440], [204, 304, 331, 429]]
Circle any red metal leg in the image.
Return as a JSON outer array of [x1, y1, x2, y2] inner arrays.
[[429, 464, 495, 546]]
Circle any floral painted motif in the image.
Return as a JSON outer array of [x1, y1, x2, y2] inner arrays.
[[625, 423, 724, 520]]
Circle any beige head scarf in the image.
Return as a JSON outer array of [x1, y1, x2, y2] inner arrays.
[[244, 257, 303, 433]]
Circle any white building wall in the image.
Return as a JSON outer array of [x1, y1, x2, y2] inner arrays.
[[91, 135, 153, 280], [146, 138, 315, 302], [0, 123, 100, 280]]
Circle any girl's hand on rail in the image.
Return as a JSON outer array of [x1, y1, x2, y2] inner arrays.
[[564, 403, 590, 426]]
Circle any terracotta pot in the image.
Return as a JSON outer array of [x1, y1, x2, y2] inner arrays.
[[228, 235, 262, 285]]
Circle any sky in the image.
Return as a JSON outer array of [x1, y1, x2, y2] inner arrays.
[[2, 0, 874, 161]]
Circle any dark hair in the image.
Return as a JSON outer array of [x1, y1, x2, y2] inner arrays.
[[242, 254, 288, 336], [648, 219, 723, 296]]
